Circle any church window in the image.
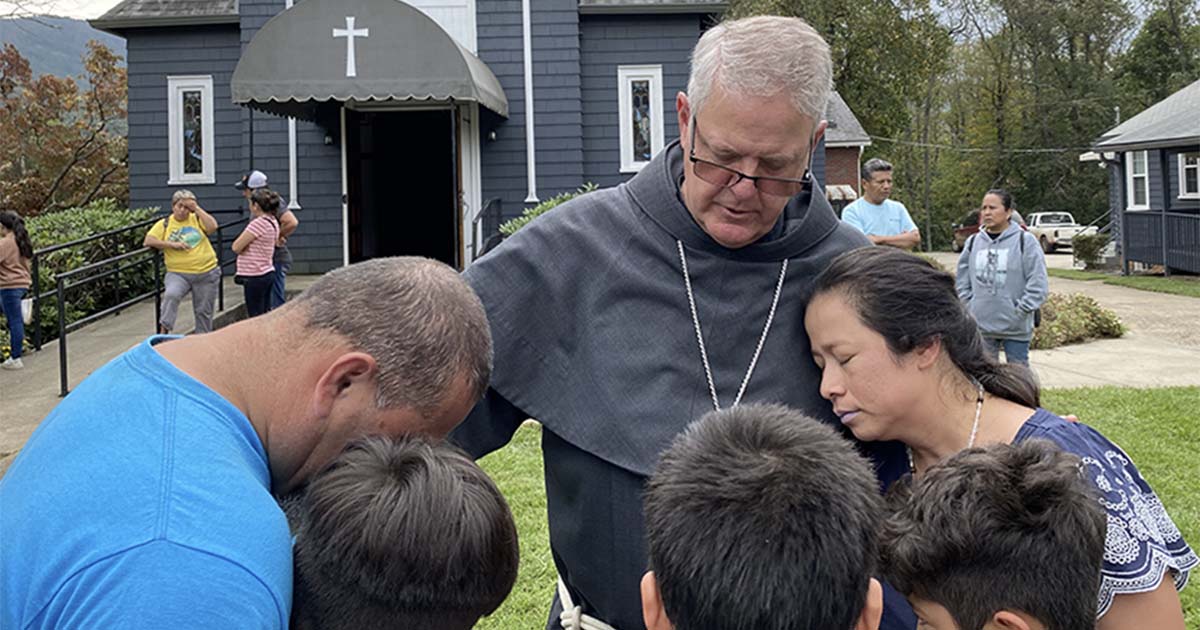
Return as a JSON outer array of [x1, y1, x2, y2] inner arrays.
[[618, 65, 664, 174], [168, 76, 215, 185]]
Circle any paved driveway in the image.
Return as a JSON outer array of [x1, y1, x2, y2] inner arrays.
[[929, 251, 1200, 387]]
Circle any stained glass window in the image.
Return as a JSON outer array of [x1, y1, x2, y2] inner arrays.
[[182, 90, 203, 174], [631, 80, 651, 163]]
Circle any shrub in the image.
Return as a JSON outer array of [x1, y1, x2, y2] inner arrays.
[[1, 199, 159, 359], [1072, 233, 1109, 270], [499, 183, 598, 236], [1031, 292, 1125, 350]]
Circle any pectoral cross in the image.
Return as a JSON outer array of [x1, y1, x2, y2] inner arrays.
[[333, 16, 369, 78]]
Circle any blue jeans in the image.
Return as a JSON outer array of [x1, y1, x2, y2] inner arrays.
[[270, 248, 292, 310], [984, 337, 1030, 365], [2, 287, 28, 359]]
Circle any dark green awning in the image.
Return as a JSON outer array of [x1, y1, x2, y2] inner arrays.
[[231, 0, 508, 120]]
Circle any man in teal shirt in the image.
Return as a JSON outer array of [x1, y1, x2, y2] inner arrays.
[[840, 158, 921, 250]]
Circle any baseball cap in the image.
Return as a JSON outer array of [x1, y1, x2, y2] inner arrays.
[[234, 170, 268, 190]]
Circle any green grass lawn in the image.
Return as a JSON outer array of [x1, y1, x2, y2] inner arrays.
[[475, 388, 1200, 629], [1046, 267, 1200, 298]]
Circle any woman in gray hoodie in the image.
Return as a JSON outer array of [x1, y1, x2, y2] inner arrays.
[[954, 189, 1048, 365]]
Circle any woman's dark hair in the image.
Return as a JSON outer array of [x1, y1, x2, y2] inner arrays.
[[985, 188, 1013, 210], [249, 188, 281, 222], [0, 210, 34, 259], [810, 247, 1039, 408]]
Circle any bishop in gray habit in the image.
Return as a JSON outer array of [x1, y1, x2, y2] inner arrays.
[[453, 140, 909, 629]]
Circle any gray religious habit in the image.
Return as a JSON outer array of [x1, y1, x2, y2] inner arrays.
[[454, 141, 907, 629]]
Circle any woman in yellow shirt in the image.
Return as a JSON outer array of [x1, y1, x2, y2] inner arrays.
[[143, 190, 220, 334]]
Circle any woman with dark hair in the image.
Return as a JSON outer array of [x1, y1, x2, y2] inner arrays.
[[232, 189, 280, 317], [804, 246, 1195, 630], [0, 210, 34, 370], [955, 189, 1047, 365]]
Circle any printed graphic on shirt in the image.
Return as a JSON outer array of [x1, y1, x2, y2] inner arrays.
[[973, 248, 1009, 291], [168, 226, 204, 249]]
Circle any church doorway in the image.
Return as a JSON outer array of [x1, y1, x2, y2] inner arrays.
[[345, 108, 460, 267]]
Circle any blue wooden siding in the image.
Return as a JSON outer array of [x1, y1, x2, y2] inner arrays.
[[579, 13, 697, 188], [124, 25, 243, 217], [478, 0, 585, 221], [239, 0, 346, 273], [1165, 148, 1200, 213]]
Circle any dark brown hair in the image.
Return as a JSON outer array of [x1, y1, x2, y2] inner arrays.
[[0, 210, 34, 259], [810, 247, 1040, 408], [879, 440, 1105, 630], [645, 404, 883, 630], [286, 435, 519, 630]]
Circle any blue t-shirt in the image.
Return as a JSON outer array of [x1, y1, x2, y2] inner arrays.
[[841, 198, 917, 237], [1015, 409, 1197, 617], [0, 337, 293, 629]]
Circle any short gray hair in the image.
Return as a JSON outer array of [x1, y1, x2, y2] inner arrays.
[[687, 16, 833, 122], [862, 158, 894, 181], [293, 257, 493, 415], [171, 189, 196, 205]]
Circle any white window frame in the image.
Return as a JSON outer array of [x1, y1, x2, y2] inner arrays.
[[1178, 152, 1200, 199], [617, 65, 664, 174], [167, 75, 215, 185], [1125, 150, 1149, 210]]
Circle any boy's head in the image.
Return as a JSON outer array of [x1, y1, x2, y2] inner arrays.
[[879, 439, 1105, 630], [641, 404, 885, 630], [284, 435, 519, 630]]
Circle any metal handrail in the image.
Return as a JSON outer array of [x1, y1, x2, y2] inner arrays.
[[49, 216, 250, 395]]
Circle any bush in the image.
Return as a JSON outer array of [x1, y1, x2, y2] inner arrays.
[[499, 183, 598, 236], [1, 200, 159, 359], [1031, 292, 1125, 350], [1072, 233, 1109, 269]]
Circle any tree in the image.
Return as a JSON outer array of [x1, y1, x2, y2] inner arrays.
[[0, 41, 128, 215], [1115, 0, 1200, 111]]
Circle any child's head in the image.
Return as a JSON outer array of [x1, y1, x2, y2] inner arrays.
[[285, 435, 519, 630], [641, 404, 885, 630], [879, 439, 1106, 630]]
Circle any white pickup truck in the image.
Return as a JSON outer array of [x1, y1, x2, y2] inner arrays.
[[1026, 212, 1097, 253]]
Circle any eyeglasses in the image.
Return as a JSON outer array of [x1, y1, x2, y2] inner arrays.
[[688, 117, 810, 198]]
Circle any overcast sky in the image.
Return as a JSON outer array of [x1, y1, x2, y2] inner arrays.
[[1, 0, 123, 19]]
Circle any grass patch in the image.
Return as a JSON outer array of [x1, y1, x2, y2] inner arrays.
[[1047, 268, 1107, 281], [475, 423, 554, 630], [1046, 267, 1200, 298], [1042, 387, 1200, 629], [475, 389, 1200, 628], [1104, 275, 1200, 299]]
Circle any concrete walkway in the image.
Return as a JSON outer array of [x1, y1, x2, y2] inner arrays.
[[0, 275, 317, 476], [929, 251, 1200, 388]]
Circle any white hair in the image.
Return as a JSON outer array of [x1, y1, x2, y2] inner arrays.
[[687, 16, 833, 122], [171, 189, 196, 205]]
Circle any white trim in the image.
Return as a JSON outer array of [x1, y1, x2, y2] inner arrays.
[[1125, 150, 1149, 210], [461, 103, 483, 265], [617, 65, 664, 174], [285, 0, 301, 210], [340, 107, 350, 267], [1178, 152, 1200, 199], [166, 75, 215, 185], [521, 0, 538, 203]]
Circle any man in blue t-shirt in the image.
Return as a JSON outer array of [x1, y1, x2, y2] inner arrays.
[[840, 158, 921, 250], [0, 258, 492, 630]]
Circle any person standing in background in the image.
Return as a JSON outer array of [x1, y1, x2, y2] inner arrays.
[[143, 190, 221, 335], [233, 189, 281, 318], [0, 210, 33, 370], [840, 158, 921, 250], [236, 170, 299, 310]]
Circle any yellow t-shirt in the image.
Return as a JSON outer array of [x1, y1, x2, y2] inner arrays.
[[147, 214, 218, 274]]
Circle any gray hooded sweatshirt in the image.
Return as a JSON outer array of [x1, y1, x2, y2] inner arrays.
[[955, 222, 1049, 340]]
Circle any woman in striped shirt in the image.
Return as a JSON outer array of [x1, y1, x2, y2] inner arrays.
[[233, 189, 281, 317]]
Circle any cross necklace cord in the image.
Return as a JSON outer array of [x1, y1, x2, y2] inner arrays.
[[677, 240, 788, 412]]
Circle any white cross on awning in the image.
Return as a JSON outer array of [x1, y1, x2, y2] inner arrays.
[[332, 16, 369, 78]]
